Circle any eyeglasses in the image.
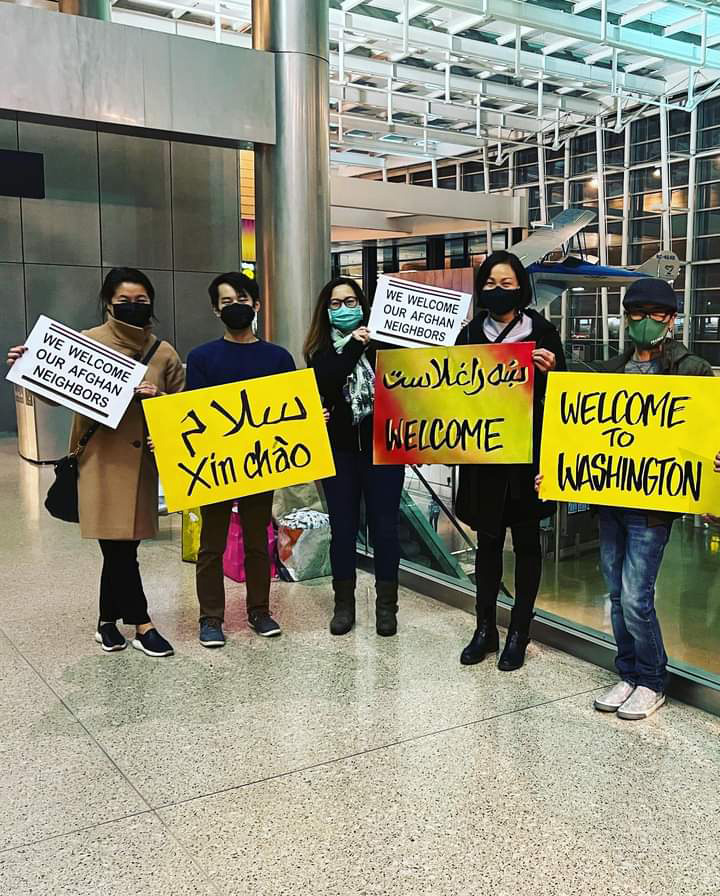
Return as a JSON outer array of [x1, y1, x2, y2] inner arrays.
[[328, 297, 360, 310], [626, 309, 672, 322]]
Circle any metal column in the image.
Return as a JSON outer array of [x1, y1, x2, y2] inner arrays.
[[659, 98, 672, 253], [619, 121, 631, 354], [252, 0, 330, 364], [58, 0, 111, 19], [595, 116, 610, 359], [683, 106, 698, 348], [361, 245, 378, 300], [561, 139, 571, 346]]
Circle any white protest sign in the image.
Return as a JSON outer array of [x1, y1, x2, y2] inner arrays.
[[368, 275, 472, 348], [6, 315, 147, 429]]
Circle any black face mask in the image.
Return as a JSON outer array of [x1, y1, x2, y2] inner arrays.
[[112, 303, 153, 328], [220, 303, 256, 331], [478, 286, 523, 316]]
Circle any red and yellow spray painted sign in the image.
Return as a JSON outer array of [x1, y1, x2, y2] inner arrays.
[[373, 343, 535, 465]]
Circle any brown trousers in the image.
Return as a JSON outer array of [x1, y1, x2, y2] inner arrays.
[[196, 491, 274, 621]]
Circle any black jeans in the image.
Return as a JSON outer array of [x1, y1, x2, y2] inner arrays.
[[98, 540, 151, 626], [474, 518, 542, 633], [322, 450, 405, 582]]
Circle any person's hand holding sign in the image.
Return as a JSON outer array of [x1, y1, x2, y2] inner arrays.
[[532, 348, 556, 373], [6, 345, 27, 367], [704, 450, 720, 526], [351, 327, 370, 345], [135, 381, 162, 400]]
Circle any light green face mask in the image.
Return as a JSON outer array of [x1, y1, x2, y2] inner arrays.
[[627, 317, 669, 350], [328, 306, 363, 333]]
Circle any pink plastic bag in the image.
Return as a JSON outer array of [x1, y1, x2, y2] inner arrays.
[[222, 505, 277, 583]]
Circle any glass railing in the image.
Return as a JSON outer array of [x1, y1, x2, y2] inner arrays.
[[359, 459, 720, 691]]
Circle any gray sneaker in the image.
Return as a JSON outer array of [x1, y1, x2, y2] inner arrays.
[[594, 680, 635, 712], [617, 686, 666, 720], [199, 617, 226, 648]]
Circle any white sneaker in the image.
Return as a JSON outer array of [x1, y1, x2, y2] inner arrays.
[[594, 680, 635, 712], [617, 686, 666, 721]]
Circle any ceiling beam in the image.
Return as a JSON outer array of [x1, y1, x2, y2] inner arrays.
[[573, 0, 601, 12], [542, 37, 582, 56], [330, 9, 666, 101], [448, 13, 490, 35], [620, 2, 665, 27], [663, 12, 704, 38], [329, 50, 601, 117], [437, 0, 720, 70], [331, 82, 546, 134], [623, 56, 661, 73]]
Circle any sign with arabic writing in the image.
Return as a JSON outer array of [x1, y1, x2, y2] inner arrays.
[[373, 343, 535, 465], [142, 369, 335, 512]]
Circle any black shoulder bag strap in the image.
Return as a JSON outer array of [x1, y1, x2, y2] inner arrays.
[[493, 314, 522, 344], [139, 338, 163, 367], [73, 338, 163, 457]]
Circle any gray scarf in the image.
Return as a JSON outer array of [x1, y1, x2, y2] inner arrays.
[[331, 328, 375, 425]]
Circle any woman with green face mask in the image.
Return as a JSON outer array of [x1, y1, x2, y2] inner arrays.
[[304, 278, 405, 638]]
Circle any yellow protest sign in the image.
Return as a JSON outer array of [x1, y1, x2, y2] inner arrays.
[[143, 369, 335, 513], [373, 343, 535, 465], [539, 372, 720, 514]]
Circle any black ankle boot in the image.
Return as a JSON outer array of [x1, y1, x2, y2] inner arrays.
[[460, 621, 500, 665], [498, 629, 530, 671], [330, 579, 356, 636], [375, 581, 398, 636]]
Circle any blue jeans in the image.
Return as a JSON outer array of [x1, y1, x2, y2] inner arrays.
[[598, 508, 671, 692], [322, 450, 405, 582]]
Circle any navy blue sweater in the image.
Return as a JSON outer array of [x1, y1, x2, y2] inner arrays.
[[185, 338, 295, 390]]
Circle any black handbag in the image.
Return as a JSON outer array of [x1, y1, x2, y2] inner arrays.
[[44, 338, 163, 523]]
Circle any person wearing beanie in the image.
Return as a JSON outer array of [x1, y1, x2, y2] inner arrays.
[[590, 277, 714, 720]]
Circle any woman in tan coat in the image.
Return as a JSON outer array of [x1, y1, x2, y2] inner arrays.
[[8, 268, 185, 657]]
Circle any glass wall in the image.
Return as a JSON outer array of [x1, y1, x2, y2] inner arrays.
[[333, 94, 720, 367], [358, 459, 720, 690], [345, 94, 720, 698]]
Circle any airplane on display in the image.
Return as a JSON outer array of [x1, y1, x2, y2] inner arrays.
[[512, 208, 681, 310]]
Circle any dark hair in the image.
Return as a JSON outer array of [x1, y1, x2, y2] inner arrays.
[[474, 250, 532, 309], [100, 267, 156, 320], [101, 267, 155, 306], [208, 271, 260, 309], [303, 277, 369, 362]]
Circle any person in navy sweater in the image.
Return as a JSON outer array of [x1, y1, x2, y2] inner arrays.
[[186, 272, 295, 648]]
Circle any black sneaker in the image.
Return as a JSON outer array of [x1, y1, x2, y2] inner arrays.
[[131, 628, 174, 657], [248, 612, 282, 638], [95, 622, 127, 652], [199, 617, 226, 648]]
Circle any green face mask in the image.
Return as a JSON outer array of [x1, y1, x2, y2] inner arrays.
[[328, 306, 363, 334], [627, 317, 669, 350]]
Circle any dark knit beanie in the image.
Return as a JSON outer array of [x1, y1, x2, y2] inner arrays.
[[623, 278, 677, 311]]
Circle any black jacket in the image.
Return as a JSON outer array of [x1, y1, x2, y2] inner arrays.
[[595, 338, 714, 378], [454, 309, 567, 536], [310, 339, 382, 454]]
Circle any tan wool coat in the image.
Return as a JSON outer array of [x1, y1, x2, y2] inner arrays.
[[69, 317, 185, 540]]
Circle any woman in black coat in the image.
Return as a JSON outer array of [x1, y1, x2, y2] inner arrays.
[[455, 250, 566, 671], [304, 277, 405, 638]]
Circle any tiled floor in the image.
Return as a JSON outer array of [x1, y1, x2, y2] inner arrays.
[[1, 437, 719, 895]]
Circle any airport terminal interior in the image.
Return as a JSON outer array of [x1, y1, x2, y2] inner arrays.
[[1, 0, 720, 893]]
